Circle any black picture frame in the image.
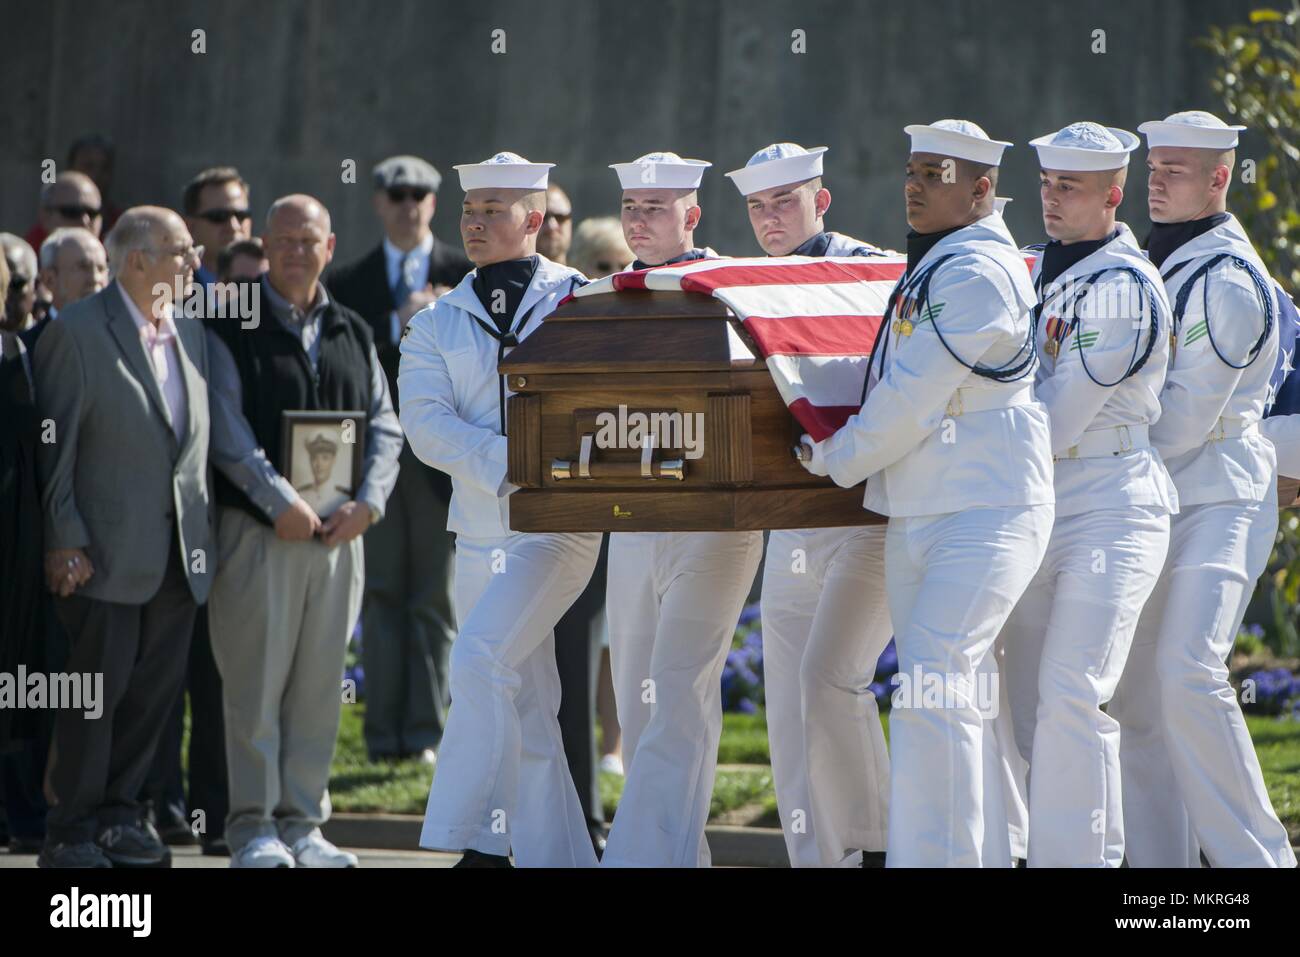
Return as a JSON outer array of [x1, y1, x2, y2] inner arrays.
[[279, 410, 368, 519]]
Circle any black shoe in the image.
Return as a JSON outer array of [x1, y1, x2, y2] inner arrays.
[[38, 840, 113, 868], [452, 849, 513, 868], [96, 822, 172, 868], [156, 819, 199, 846], [201, 837, 231, 857], [860, 851, 887, 868]]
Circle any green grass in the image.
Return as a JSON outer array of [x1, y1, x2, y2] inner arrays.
[[327, 703, 1300, 841], [1247, 715, 1300, 844]]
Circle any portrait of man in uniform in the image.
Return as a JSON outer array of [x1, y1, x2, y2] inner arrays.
[[281, 411, 367, 520]]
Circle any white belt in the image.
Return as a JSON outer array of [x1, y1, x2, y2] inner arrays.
[[944, 384, 1034, 417], [1055, 423, 1149, 461], [1204, 416, 1258, 443]]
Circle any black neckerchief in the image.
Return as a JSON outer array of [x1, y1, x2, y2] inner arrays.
[[787, 231, 832, 258], [906, 225, 964, 273], [1038, 227, 1121, 289], [1144, 213, 1229, 270], [472, 255, 539, 335], [631, 247, 711, 271]]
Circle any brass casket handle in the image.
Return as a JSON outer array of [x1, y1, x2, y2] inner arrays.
[[552, 433, 686, 482]]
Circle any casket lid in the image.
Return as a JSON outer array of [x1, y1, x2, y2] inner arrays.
[[500, 290, 763, 374]]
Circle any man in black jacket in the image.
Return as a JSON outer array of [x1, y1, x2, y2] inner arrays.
[[326, 156, 469, 764], [207, 194, 402, 867]]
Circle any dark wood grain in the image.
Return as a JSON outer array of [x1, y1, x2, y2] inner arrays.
[[508, 487, 884, 532], [506, 394, 541, 488], [707, 393, 753, 484]]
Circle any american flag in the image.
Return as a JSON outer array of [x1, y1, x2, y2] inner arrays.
[[1264, 280, 1300, 417], [573, 256, 906, 441]]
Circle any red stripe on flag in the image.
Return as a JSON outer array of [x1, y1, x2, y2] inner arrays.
[[743, 314, 884, 356], [679, 260, 906, 293], [612, 271, 649, 291], [788, 398, 862, 443]]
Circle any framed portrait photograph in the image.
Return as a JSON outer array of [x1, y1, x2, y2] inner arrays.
[[280, 410, 368, 520]]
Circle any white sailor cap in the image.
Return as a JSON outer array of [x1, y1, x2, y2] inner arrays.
[[724, 143, 828, 197], [1138, 111, 1246, 150], [1030, 121, 1139, 171], [993, 196, 1013, 214], [453, 152, 554, 191], [904, 119, 1012, 167], [610, 152, 711, 190]]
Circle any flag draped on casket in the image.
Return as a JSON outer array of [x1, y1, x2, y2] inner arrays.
[[572, 256, 907, 441]]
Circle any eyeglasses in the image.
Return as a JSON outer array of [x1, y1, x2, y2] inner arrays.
[[50, 204, 102, 220], [197, 207, 252, 224], [153, 244, 205, 264], [387, 187, 431, 203]]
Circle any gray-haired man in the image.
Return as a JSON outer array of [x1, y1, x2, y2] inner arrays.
[[35, 207, 213, 868]]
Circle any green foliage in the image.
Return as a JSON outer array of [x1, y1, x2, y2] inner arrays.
[[1199, 5, 1300, 291], [1203, 7, 1300, 657]]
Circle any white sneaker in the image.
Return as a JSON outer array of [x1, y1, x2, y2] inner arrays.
[[231, 836, 296, 868], [291, 831, 359, 868], [599, 754, 624, 776]]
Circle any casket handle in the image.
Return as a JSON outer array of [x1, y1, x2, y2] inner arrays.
[[551, 433, 686, 482]]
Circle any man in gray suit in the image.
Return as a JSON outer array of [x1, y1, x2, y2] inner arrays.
[[34, 207, 214, 868]]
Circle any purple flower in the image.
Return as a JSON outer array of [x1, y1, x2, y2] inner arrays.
[[875, 639, 898, 678]]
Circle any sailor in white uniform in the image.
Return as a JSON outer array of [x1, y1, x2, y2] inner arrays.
[[1108, 112, 1296, 868], [798, 120, 1056, 867], [1000, 122, 1178, 867], [599, 152, 764, 868], [398, 153, 602, 867], [726, 143, 894, 867]]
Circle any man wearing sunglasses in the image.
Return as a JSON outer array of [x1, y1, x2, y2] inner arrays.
[[24, 172, 104, 266], [182, 167, 253, 289], [537, 182, 574, 265], [326, 155, 471, 767]]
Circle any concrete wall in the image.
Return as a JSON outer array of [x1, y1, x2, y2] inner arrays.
[[0, 0, 1260, 265]]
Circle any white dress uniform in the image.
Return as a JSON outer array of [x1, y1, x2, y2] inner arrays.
[[804, 121, 1056, 868], [398, 153, 602, 867], [727, 143, 894, 867], [598, 153, 765, 868], [1000, 123, 1179, 867], [1109, 113, 1295, 868]]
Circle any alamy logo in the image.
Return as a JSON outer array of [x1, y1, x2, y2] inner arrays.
[[50, 887, 151, 937], [593, 405, 705, 459], [152, 279, 261, 329], [890, 666, 999, 718], [0, 667, 103, 719]]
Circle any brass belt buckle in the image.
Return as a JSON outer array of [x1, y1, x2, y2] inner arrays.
[[1116, 425, 1132, 455]]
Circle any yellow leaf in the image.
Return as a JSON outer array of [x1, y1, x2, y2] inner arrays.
[[1250, 8, 1285, 22]]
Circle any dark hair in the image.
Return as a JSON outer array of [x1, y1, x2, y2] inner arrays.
[[182, 166, 249, 216], [217, 238, 265, 281], [66, 133, 115, 168]]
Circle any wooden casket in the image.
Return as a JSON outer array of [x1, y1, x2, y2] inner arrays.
[[500, 289, 886, 532]]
